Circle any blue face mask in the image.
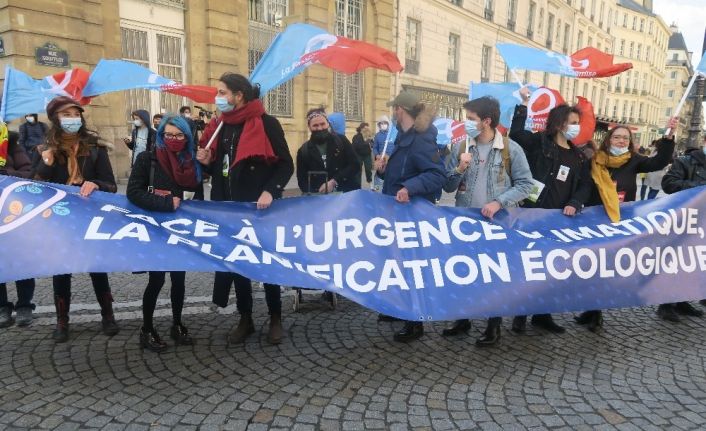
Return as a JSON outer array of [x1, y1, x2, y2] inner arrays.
[[563, 124, 580, 140], [610, 146, 629, 156], [215, 96, 235, 113], [464, 120, 481, 139], [60, 117, 82, 134]]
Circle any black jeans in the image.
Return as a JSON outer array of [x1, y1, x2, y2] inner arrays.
[[53, 273, 111, 299], [0, 279, 36, 310], [142, 271, 186, 331], [212, 271, 281, 315]]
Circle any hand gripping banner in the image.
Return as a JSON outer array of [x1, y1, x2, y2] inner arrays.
[[2, 175, 706, 321]]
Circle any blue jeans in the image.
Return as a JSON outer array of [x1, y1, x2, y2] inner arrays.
[[0, 279, 36, 310]]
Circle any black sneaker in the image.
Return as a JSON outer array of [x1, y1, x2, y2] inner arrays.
[[0, 306, 13, 328], [674, 302, 704, 317], [393, 322, 424, 342], [531, 314, 566, 334], [15, 307, 33, 327], [511, 316, 527, 333]]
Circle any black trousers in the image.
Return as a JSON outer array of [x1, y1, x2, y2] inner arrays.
[[53, 273, 111, 299], [0, 279, 36, 310], [212, 272, 281, 315], [142, 271, 185, 331]]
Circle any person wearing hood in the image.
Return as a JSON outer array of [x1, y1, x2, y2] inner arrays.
[[508, 87, 593, 336], [372, 115, 393, 158], [127, 114, 202, 352], [123, 109, 156, 166], [0, 127, 37, 329], [33, 96, 120, 343], [374, 91, 446, 342], [658, 141, 706, 321], [18, 114, 48, 155], [296, 108, 361, 193], [575, 122, 675, 331], [196, 73, 294, 345]]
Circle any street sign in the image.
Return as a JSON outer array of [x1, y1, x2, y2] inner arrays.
[[35, 42, 69, 68]]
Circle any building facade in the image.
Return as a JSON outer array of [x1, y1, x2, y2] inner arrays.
[[0, 0, 395, 180]]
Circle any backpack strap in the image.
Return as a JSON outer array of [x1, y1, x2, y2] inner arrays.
[[499, 136, 512, 182]]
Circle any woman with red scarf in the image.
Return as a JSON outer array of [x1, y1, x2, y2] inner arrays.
[[196, 73, 294, 345], [127, 114, 201, 352]]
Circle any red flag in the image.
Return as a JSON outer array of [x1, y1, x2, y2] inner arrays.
[[573, 97, 596, 146], [44, 69, 92, 105], [570, 47, 632, 78], [303, 36, 403, 74], [161, 84, 218, 104]]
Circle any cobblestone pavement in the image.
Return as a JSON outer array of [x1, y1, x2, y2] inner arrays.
[[2, 271, 706, 431]]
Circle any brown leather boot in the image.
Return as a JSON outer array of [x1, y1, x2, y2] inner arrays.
[[267, 313, 283, 345], [96, 292, 119, 336], [53, 295, 70, 343], [227, 313, 255, 344]]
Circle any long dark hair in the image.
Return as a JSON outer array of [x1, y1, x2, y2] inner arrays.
[[599, 126, 636, 155], [46, 111, 99, 164], [219, 73, 261, 102], [545, 104, 581, 138]]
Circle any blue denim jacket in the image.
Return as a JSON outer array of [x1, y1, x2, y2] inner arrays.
[[443, 131, 534, 209]]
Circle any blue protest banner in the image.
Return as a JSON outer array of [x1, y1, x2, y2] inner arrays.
[[2, 175, 706, 320]]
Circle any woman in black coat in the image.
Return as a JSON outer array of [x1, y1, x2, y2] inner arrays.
[[127, 114, 201, 352], [197, 73, 294, 345], [33, 96, 119, 343]]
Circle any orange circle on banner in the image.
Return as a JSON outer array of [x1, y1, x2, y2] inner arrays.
[[9, 201, 22, 216], [42, 209, 52, 218], [3, 215, 16, 224]]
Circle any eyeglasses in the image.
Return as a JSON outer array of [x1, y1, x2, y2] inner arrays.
[[164, 133, 186, 140]]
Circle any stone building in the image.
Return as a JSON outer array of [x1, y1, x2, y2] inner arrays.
[[0, 0, 395, 181]]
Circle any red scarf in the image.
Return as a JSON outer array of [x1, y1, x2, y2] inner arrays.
[[199, 99, 278, 168], [156, 147, 199, 190]]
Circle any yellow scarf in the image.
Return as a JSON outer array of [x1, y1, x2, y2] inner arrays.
[[591, 150, 631, 222], [58, 134, 83, 185]]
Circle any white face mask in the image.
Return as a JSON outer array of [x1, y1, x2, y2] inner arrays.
[[379, 123, 388, 132], [26, 116, 35, 124], [133, 119, 143, 128], [610, 146, 629, 156], [182, 112, 191, 118], [563, 124, 580, 140]]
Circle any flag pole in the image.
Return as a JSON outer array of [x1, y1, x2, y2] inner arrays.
[[510, 69, 525, 88], [204, 121, 223, 150], [665, 72, 699, 136]]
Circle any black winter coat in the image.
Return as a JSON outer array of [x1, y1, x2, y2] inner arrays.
[[127, 110, 157, 166], [127, 151, 196, 212], [352, 132, 371, 158], [510, 105, 592, 210], [34, 141, 117, 193], [202, 114, 294, 202], [0, 132, 33, 178], [586, 137, 674, 205], [662, 148, 706, 194], [296, 132, 361, 193], [18, 121, 48, 154]]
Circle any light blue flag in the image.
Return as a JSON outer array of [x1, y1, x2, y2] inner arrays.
[[468, 82, 538, 129], [83, 59, 173, 96]]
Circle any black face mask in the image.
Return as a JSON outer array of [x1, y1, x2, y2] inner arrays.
[[310, 129, 331, 144]]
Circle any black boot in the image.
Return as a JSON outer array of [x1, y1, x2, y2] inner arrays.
[[657, 304, 680, 322], [52, 295, 69, 343], [441, 319, 471, 337], [511, 315, 527, 333], [700, 299, 706, 307], [475, 317, 501, 347], [227, 313, 255, 344], [378, 314, 402, 322], [674, 302, 704, 317], [97, 292, 119, 336], [531, 314, 565, 334], [574, 311, 594, 325], [170, 322, 194, 346], [587, 310, 603, 333], [140, 326, 167, 352], [393, 321, 423, 342]]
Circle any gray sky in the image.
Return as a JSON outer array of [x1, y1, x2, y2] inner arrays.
[[653, 0, 705, 68]]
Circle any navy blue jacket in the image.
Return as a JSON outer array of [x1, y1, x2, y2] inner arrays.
[[18, 121, 48, 154], [381, 120, 446, 202]]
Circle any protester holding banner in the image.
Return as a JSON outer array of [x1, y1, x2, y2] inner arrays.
[[33, 96, 120, 343], [123, 109, 156, 167], [127, 114, 201, 352], [441, 96, 534, 346], [18, 114, 48, 156], [196, 73, 294, 345], [509, 88, 593, 335], [352, 122, 373, 184], [572, 125, 676, 330], [375, 91, 446, 342], [0, 129, 36, 329], [296, 108, 360, 194], [657, 140, 706, 321]]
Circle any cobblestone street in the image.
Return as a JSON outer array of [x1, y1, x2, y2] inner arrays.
[[1, 271, 706, 430]]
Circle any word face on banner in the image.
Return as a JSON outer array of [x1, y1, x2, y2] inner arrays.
[[2, 175, 706, 321]]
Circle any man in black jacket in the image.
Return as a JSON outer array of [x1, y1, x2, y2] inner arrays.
[[658, 145, 706, 321], [296, 108, 360, 194]]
